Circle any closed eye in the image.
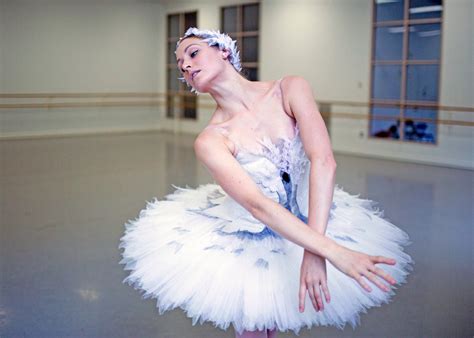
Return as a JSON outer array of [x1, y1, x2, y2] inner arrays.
[[177, 49, 199, 74]]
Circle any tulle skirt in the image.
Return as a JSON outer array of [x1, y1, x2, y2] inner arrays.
[[119, 183, 413, 334]]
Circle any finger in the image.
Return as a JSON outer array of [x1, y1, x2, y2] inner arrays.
[[355, 274, 372, 292], [371, 266, 397, 285], [320, 280, 331, 303], [298, 284, 306, 312], [307, 283, 319, 311], [313, 284, 324, 311], [363, 270, 389, 292], [372, 255, 396, 265]]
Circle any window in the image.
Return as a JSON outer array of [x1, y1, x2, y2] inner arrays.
[[221, 3, 260, 81], [369, 0, 443, 144], [167, 12, 198, 119]]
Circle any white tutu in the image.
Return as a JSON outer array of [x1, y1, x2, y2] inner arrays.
[[119, 126, 414, 334]]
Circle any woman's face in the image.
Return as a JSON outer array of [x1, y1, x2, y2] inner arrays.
[[175, 37, 229, 92]]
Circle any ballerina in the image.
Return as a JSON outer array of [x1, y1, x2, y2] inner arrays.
[[119, 28, 413, 338]]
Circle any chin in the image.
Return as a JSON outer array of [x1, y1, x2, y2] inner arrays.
[[196, 72, 222, 93], [192, 78, 212, 94]]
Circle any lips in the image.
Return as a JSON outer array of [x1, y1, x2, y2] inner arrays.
[[191, 70, 201, 81]]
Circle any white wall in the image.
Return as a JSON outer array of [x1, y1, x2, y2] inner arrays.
[[1, 0, 472, 169], [259, 0, 473, 169], [261, 0, 372, 101], [0, 0, 164, 137]]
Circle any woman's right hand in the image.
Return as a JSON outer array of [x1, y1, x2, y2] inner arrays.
[[327, 242, 398, 292]]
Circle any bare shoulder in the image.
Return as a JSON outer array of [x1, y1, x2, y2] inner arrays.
[[194, 126, 235, 161], [279, 76, 314, 118], [280, 75, 313, 96]]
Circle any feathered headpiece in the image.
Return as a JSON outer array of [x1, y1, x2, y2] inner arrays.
[[175, 27, 242, 93]]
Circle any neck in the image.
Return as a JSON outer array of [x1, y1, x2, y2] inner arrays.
[[206, 68, 259, 118]]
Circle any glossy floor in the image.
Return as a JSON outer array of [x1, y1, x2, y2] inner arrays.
[[0, 131, 472, 337]]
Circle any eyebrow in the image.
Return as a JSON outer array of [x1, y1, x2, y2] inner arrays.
[[176, 43, 200, 66]]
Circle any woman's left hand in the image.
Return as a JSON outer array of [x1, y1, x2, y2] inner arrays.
[[298, 249, 331, 313]]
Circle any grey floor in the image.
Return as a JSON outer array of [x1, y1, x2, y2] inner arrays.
[[0, 131, 472, 338]]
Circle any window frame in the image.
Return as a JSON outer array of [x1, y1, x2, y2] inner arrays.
[[220, 2, 260, 81], [166, 11, 198, 120], [368, 0, 444, 145]]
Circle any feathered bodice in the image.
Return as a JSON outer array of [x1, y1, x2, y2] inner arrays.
[[187, 125, 311, 235]]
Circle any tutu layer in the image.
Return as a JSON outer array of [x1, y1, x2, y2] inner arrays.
[[119, 183, 413, 334]]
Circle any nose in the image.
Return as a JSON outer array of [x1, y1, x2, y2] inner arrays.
[[183, 62, 192, 73]]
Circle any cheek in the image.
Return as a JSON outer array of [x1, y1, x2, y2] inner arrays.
[[200, 51, 220, 67]]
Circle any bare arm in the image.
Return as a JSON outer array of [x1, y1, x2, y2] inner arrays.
[[278, 76, 397, 305], [194, 129, 338, 259], [281, 75, 336, 236], [280, 76, 337, 311]]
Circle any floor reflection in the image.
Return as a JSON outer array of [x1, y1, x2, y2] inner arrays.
[[0, 131, 472, 337]]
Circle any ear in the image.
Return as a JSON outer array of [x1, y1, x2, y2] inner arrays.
[[221, 48, 230, 60]]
